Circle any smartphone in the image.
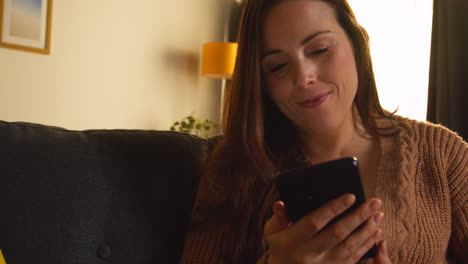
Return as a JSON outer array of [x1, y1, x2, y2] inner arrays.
[[274, 157, 377, 259]]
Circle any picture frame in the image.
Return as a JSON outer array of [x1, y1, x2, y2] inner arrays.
[[0, 0, 53, 54]]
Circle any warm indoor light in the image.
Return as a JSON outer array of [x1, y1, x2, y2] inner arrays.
[[201, 42, 238, 80], [201, 42, 238, 122]]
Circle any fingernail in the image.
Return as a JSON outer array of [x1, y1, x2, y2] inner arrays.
[[374, 229, 382, 239], [370, 199, 382, 210], [344, 194, 356, 206], [373, 212, 384, 225]]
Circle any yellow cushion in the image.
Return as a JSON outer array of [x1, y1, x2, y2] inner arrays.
[[0, 248, 5, 264]]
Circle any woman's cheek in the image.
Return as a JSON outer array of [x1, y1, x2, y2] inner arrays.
[[317, 54, 340, 80], [271, 82, 292, 102], [265, 78, 281, 95]]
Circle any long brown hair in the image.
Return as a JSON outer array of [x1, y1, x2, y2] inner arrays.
[[204, 0, 392, 261]]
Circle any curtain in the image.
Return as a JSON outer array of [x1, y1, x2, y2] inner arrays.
[[427, 0, 468, 140]]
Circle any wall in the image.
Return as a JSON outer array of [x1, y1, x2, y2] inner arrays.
[[0, 0, 231, 130]]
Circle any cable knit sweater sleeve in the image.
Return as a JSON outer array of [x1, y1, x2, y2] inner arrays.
[[442, 129, 468, 262]]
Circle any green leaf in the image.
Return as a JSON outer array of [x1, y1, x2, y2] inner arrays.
[[170, 113, 221, 137]]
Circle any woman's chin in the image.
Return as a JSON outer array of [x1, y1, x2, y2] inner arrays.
[[295, 109, 353, 137], [298, 121, 340, 136]]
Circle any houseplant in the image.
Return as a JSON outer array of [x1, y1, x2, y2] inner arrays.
[[170, 113, 220, 138]]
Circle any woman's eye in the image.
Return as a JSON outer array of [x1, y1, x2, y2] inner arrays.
[[270, 63, 287, 73], [309, 47, 329, 56]]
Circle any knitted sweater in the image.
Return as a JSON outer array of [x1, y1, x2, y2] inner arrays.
[[181, 117, 468, 263]]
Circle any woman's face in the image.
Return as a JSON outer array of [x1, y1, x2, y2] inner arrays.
[[261, 0, 358, 135]]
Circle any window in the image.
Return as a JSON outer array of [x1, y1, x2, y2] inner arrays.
[[348, 0, 433, 121]]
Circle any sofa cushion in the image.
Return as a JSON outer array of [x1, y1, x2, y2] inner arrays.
[[0, 121, 207, 264]]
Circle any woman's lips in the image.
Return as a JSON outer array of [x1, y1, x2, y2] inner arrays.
[[299, 92, 331, 109]]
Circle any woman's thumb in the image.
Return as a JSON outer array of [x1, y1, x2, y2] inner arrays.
[[264, 201, 290, 237]]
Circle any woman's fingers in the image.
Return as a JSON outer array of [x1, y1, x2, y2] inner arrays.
[[264, 201, 290, 237], [298, 197, 382, 255], [274, 201, 290, 228], [285, 194, 356, 244], [265, 194, 357, 263], [265, 195, 387, 264], [373, 240, 392, 264], [335, 212, 383, 262], [353, 229, 382, 260], [334, 211, 383, 256]]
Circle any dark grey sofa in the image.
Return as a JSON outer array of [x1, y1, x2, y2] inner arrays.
[[0, 120, 207, 264]]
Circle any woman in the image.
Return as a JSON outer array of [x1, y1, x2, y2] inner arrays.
[[181, 0, 468, 263]]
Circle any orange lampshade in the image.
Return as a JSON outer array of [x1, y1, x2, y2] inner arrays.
[[201, 42, 238, 80]]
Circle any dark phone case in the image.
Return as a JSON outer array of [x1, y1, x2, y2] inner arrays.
[[274, 157, 377, 259]]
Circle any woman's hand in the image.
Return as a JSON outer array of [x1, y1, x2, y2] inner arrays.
[[264, 194, 384, 264], [373, 240, 392, 264]]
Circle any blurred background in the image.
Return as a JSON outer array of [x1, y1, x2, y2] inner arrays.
[[0, 0, 465, 139]]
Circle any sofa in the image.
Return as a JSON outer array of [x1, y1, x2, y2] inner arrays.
[[0, 120, 208, 264]]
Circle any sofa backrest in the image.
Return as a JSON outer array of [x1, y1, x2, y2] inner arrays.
[[0, 121, 207, 264]]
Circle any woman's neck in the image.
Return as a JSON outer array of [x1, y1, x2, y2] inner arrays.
[[299, 107, 371, 164]]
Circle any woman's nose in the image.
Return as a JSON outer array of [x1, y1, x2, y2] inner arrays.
[[293, 59, 317, 89]]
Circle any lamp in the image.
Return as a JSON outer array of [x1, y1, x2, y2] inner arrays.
[[201, 42, 238, 121]]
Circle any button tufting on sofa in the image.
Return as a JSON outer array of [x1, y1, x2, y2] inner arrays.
[[0, 120, 208, 264], [97, 244, 112, 259]]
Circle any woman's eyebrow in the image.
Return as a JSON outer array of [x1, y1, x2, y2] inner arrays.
[[300, 30, 332, 45], [261, 30, 332, 60], [261, 50, 281, 61]]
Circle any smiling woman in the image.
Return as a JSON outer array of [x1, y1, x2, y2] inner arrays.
[[180, 0, 468, 263], [261, 1, 360, 138]]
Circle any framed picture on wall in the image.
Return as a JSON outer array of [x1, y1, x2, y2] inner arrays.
[[0, 0, 53, 54]]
